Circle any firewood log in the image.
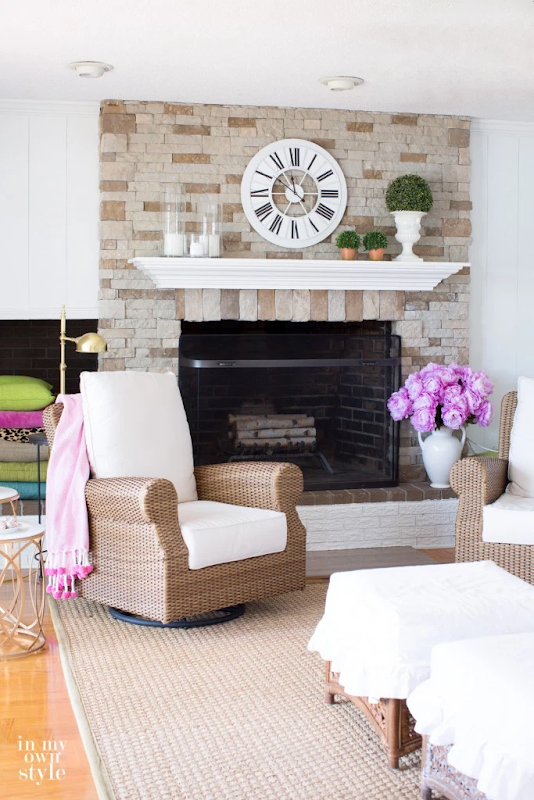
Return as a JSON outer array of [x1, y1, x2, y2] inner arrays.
[[229, 414, 314, 429], [235, 437, 316, 449], [234, 427, 316, 440]]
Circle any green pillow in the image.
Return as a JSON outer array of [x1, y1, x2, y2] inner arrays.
[[0, 461, 48, 482], [0, 375, 53, 389], [0, 380, 54, 411]]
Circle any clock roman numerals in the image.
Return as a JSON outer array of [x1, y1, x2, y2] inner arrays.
[[317, 169, 334, 182], [251, 189, 270, 197], [309, 219, 319, 233], [256, 170, 274, 181], [269, 214, 283, 235], [289, 148, 300, 167], [291, 220, 299, 239], [269, 152, 284, 171], [255, 202, 273, 222], [307, 154, 317, 171], [321, 189, 339, 198], [316, 203, 335, 221]]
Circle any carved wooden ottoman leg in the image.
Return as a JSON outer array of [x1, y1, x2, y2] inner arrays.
[[385, 699, 402, 770], [324, 661, 336, 704], [388, 753, 400, 770], [322, 663, 422, 768]]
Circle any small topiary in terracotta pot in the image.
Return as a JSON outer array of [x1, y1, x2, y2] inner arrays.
[[363, 231, 388, 261], [335, 230, 361, 261]]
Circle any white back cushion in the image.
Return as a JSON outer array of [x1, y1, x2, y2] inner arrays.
[[80, 371, 197, 503], [507, 376, 534, 498]]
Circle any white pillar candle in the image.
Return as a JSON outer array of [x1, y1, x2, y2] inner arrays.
[[163, 233, 185, 256], [190, 241, 206, 257], [208, 234, 221, 258]]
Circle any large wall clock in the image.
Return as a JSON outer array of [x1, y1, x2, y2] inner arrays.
[[241, 138, 348, 249]]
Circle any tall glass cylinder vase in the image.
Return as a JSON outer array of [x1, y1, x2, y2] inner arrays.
[[206, 202, 222, 258], [163, 190, 185, 257]]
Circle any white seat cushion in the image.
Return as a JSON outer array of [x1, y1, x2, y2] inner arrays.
[[507, 375, 534, 498], [408, 633, 534, 800], [178, 500, 287, 570], [80, 371, 197, 503], [308, 560, 534, 701], [483, 493, 534, 545]]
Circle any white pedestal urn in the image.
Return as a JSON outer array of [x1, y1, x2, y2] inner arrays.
[[391, 211, 426, 263], [417, 426, 466, 488]]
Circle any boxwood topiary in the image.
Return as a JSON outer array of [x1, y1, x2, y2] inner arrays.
[[335, 230, 361, 250], [385, 174, 433, 213], [363, 231, 388, 251]]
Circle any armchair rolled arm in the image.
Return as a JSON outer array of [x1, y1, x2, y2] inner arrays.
[[450, 457, 509, 506], [85, 477, 182, 554], [195, 462, 303, 513]]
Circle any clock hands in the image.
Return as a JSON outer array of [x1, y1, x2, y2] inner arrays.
[[274, 175, 295, 194]]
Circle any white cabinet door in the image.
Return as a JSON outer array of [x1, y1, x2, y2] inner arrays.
[[0, 101, 99, 319]]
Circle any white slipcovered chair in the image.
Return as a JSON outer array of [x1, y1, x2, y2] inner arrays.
[[451, 376, 534, 583]]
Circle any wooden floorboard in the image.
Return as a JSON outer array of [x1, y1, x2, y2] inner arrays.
[[422, 547, 455, 564], [1, 546, 455, 797], [0, 589, 97, 799], [306, 545, 444, 578]]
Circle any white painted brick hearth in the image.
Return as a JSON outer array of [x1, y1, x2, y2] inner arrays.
[[298, 498, 458, 551]]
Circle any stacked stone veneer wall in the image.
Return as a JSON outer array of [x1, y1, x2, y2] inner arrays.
[[98, 99, 471, 481]]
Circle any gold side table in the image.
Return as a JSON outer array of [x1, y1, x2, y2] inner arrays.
[[0, 522, 46, 659], [0, 486, 20, 518]]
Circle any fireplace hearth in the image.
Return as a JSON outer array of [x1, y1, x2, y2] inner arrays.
[[179, 322, 400, 491]]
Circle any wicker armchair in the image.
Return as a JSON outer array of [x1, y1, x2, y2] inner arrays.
[[450, 391, 534, 584], [44, 404, 306, 624]]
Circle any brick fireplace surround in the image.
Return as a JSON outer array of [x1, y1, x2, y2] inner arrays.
[[97, 99, 470, 549]]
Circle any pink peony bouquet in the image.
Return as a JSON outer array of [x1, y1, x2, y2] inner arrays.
[[387, 363, 494, 433]]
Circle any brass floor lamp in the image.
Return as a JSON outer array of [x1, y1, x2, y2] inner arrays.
[[59, 305, 107, 394]]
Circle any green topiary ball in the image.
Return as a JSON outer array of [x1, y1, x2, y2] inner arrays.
[[363, 231, 388, 251], [335, 230, 361, 250], [385, 174, 433, 213]]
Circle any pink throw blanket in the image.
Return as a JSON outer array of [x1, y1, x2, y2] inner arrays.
[[45, 394, 92, 598], [0, 410, 45, 428]]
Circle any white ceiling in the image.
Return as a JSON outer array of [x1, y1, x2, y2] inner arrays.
[[2, 0, 533, 120]]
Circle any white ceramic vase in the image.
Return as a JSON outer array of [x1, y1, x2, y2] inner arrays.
[[391, 211, 426, 262], [417, 426, 466, 488]]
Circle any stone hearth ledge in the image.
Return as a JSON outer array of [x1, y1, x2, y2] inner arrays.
[[129, 257, 470, 292], [299, 482, 456, 505]]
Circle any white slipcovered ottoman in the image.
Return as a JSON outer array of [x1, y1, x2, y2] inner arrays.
[[308, 561, 534, 768], [409, 632, 534, 800]]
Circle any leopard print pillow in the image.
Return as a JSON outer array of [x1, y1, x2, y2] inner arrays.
[[0, 427, 45, 443]]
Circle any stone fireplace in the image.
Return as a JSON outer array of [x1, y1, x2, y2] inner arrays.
[[97, 99, 471, 488]]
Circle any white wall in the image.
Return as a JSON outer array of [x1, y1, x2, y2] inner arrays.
[[0, 100, 100, 319], [470, 120, 534, 448]]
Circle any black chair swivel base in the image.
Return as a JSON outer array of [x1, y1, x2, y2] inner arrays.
[[108, 604, 246, 629]]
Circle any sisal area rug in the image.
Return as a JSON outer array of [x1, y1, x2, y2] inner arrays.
[[50, 585, 425, 800]]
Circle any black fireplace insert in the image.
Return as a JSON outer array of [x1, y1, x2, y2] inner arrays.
[[179, 321, 400, 491]]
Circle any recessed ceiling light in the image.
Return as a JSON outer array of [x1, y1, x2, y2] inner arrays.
[[319, 76, 364, 91], [68, 61, 114, 79]]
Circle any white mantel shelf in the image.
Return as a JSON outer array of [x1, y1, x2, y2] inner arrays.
[[129, 257, 469, 292]]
